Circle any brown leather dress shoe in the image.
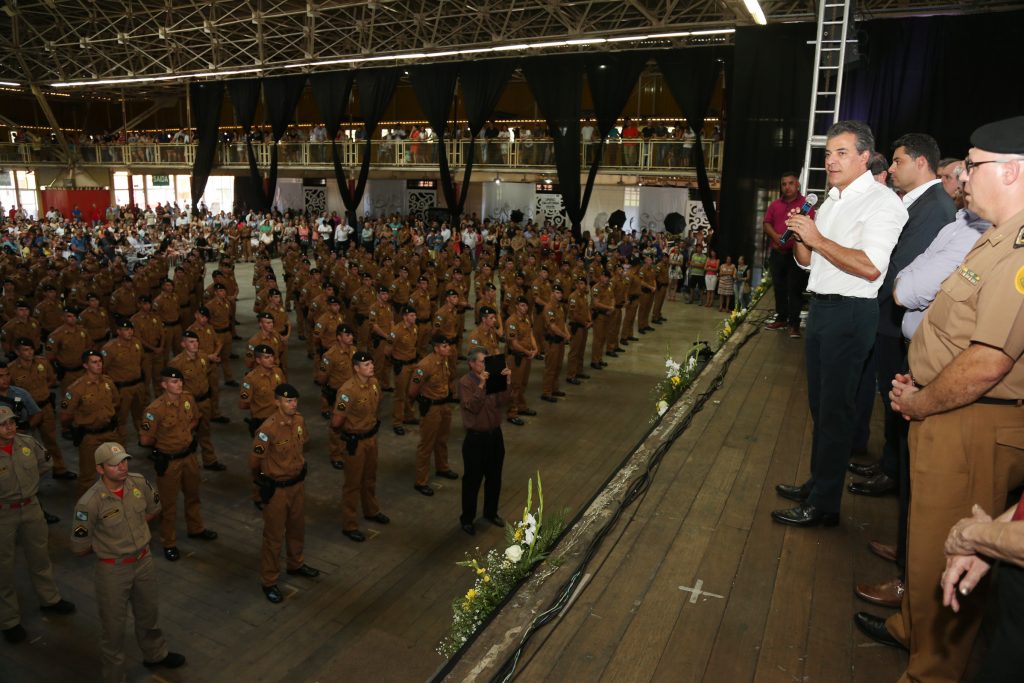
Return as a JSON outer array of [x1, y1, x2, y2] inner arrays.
[[869, 540, 898, 563], [855, 577, 904, 608]]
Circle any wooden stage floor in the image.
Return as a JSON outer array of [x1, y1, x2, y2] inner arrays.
[[8, 262, 756, 683]]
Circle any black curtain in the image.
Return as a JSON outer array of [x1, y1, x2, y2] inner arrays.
[[353, 68, 400, 222], [310, 70, 356, 226], [718, 23, 815, 263], [263, 75, 307, 213], [227, 79, 268, 210], [189, 81, 223, 210], [459, 60, 514, 217], [658, 48, 726, 236], [523, 55, 588, 241], [410, 63, 460, 221], [839, 11, 1024, 158]]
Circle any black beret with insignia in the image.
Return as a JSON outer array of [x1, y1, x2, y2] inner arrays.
[[402, 305, 416, 315], [327, 296, 340, 304], [970, 116, 1024, 154], [480, 306, 496, 316], [253, 344, 275, 356], [256, 311, 273, 320], [116, 319, 134, 329], [15, 299, 29, 309], [214, 283, 227, 290], [337, 324, 354, 335], [181, 330, 199, 339], [197, 306, 211, 317], [275, 383, 300, 398], [81, 349, 102, 363], [352, 351, 373, 364], [138, 294, 152, 303], [445, 289, 458, 297], [516, 295, 529, 304], [14, 337, 34, 347], [161, 366, 184, 379], [552, 284, 564, 293], [431, 333, 449, 346], [485, 282, 497, 290], [269, 288, 281, 296]]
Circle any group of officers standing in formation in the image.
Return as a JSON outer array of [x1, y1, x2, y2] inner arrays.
[[1, 210, 675, 682]]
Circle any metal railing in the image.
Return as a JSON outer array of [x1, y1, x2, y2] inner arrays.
[[0, 139, 724, 175]]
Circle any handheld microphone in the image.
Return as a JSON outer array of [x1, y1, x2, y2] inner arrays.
[[779, 193, 818, 245]]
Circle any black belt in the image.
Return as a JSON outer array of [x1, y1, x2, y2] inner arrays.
[[425, 396, 451, 406], [162, 319, 181, 327], [114, 377, 143, 389], [466, 426, 502, 436], [79, 416, 118, 435], [194, 390, 211, 402], [155, 439, 197, 460], [810, 293, 851, 301], [265, 464, 308, 488], [342, 420, 380, 440], [214, 326, 231, 333]]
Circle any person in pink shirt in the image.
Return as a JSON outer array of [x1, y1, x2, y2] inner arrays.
[[762, 172, 812, 335]]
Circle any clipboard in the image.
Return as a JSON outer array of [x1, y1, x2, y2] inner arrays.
[[484, 354, 508, 394]]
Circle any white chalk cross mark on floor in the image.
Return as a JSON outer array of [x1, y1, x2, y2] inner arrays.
[[678, 579, 724, 604]]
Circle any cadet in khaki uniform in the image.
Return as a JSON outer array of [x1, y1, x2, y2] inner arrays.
[[139, 367, 217, 562], [264, 289, 290, 375], [188, 306, 228, 423], [317, 327, 355, 466], [47, 306, 91, 393], [80, 293, 112, 345], [313, 297, 345, 362], [169, 332, 224, 471], [565, 278, 593, 385], [369, 287, 395, 391], [408, 335, 459, 495], [11, 338, 72, 478], [607, 262, 627, 356], [206, 284, 238, 387], [505, 296, 538, 422], [390, 307, 420, 435], [33, 285, 64, 339], [409, 276, 434, 352], [0, 406, 75, 645], [246, 312, 285, 370], [101, 320, 147, 439], [432, 289, 461, 375], [635, 255, 658, 333], [61, 350, 120, 499], [131, 296, 164, 397], [540, 286, 571, 402], [153, 280, 181, 365], [650, 254, 670, 324], [0, 301, 41, 357], [240, 345, 286, 437], [250, 384, 319, 604], [332, 352, 389, 542], [619, 262, 642, 345], [590, 270, 615, 370], [70, 442, 185, 681]]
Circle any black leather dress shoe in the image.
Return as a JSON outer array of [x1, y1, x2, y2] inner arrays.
[[414, 484, 434, 496], [331, 460, 345, 470], [53, 470, 78, 480], [627, 336, 639, 341], [461, 522, 476, 536], [775, 482, 810, 503], [590, 362, 602, 370], [540, 395, 557, 403], [164, 547, 181, 561], [187, 529, 218, 540], [203, 462, 227, 471], [393, 426, 406, 435], [854, 612, 907, 650], [436, 470, 459, 480], [143, 652, 187, 669], [365, 513, 390, 524], [639, 328, 648, 335], [3, 624, 26, 643], [605, 351, 619, 357], [848, 473, 897, 497], [519, 409, 537, 416], [343, 529, 366, 542], [262, 585, 283, 603], [39, 599, 76, 614], [770, 505, 839, 528], [578, 373, 591, 380], [507, 416, 525, 426], [286, 564, 321, 578], [848, 461, 881, 478], [210, 416, 230, 424], [600, 361, 608, 367], [553, 390, 566, 397], [487, 515, 505, 528], [44, 511, 60, 524], [566, 377, 581, 385], [614, 346, 626, 353]]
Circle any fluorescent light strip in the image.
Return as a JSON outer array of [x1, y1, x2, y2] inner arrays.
[[49, 29, 737, 87], [742, 0, 767, 26], [0, 81, 21, 87]]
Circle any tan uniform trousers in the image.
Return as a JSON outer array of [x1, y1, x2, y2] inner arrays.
[[195, 399, 216, 465], [415, 403, 452, 486], [217, 332, 235, 382], [78, 429, 121, 499], [886, 402, 1024, 683], [507, 354, 531, 416], [141, 351, 160, 398], [371, 341, 393, 390], [607, 307, 623, 352], [0, 501, 61, 629], [96, 554, 167, 683], [37, 404, 67, 474], [260, 482, 305, 587], [638, 290, 654, 329], [591, 314, 609, 364], [416, 323, 432, 354], [115, 382, 147, 438], [342, 437, 381, 532], [156, 455, 205, 547], [541, 341, 565, 396], [392, 366, 416, 427], [619, 298, 639, 341], [566, 326, 588, 379], [160, 325, 181, 365], [651, 285, 668, 320]]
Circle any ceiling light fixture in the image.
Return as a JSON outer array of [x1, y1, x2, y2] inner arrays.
[[742, 0, 768, 26]]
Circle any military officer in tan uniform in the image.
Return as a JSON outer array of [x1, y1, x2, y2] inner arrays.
[[240, 345, 287, 437], [33, 285, 64, 339], [11, 338, 71, 478], [169, 331, 224, 471], [70, 442, 185, 680], [188, 306, 228, 424], [540, 285, 571, 402], [131, 295, 164, 397], [332, 351, 389, 542], [0, 300, 41, 357], [409, 275, 434, 352], [317, 326, 355, 468], [205, 284, 238, 387], [246, 312, 285, 370], [390, 306, 420, 435], [0, 406, 75, 645], [153, 279, 182, 365], [101, 319, 147, 440], [589, 270, 615, 370], [408, 334, 459, 496], [46, 306, 91, 393], [250, 383, 319, 604], [565, 278, 593, 385], [369, 286, 395, 391], [80, 293, 112, 345], [505, 296, 539, 423], [264, 289, 291, 374], [139, 367, 217, 562], [61, 350, 120, 498]]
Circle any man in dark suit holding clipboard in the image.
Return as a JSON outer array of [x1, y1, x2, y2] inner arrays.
[[457, 348, 512, 536]]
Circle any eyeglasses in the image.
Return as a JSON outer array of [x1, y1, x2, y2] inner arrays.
[[964, 158, 1023, 174]]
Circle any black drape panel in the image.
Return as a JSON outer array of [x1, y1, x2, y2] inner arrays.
[[839, 11, 1024, 158], [658, 48, 726, 236], [189, 81, 223, 210], [263, 75, 307, 214], [352, 69, 399, 221], [458, 60, 514, 217], [719, 23, 815, 263], [410, 63, 460, 221], [523, 55, 588, 241], [227, 79, 267, 210], [310, 70, 357, 226]]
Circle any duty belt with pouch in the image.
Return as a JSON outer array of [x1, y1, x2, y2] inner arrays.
[[254, 464, 308, 504], [342, 420, 381, 455], [73, 415, 119, 446], [150, 437, 197, 476], [392, 357, 416, 377]]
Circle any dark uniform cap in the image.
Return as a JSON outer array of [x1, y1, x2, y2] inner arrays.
[[479, 306, 497, 316], [15, 299, 29, 308], [401, 305, 416, 315], [327, 296, 340, 304], [431, 333, 450, 346], [516, 295, 529, 305], [116, 319, 134, 329], [181, 330, 199, 340], [197, 306, 211, 317], [138, 294, 152, 303], [337, 324, 354, 335], [253, 344, 275, 355], [14, 336, 34, 347], [377, 285, 389, 294], [161, 366, 184, 379], [352, 351, 373, 364], [970, 116, 1024, 153], [274, 383, 299, 398], [269, 288, 281, 296], [42, 284, 56, 292], [256, 311, 273, 320], [64, 306, 81, 315], [444, 289, 458, 297], [417, 275, 428, 283], [214, 283, 226, 290], [516, 271, 526, 278], [552, 284, 564, 292], [485, 283, 497, 290]]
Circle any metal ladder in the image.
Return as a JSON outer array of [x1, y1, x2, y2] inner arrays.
[[799, 0, 853, 199]]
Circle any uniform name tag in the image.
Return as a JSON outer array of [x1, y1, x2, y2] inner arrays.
[[957, 265, 980, 285]]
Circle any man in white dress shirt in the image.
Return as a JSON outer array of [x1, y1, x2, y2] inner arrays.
[[772, 121, 907, 527]]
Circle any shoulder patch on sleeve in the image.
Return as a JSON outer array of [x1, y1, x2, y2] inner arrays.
[[258, 431, 269, 442], [75, 509, 88, 521]]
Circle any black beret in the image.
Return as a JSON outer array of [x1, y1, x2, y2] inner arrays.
[[516, 295, 529, 304], [214, 283, 226, 290], [352, 351, 373, 364], [42, 284, 56, 292], [256, 311, 273, 320], [479, 306, 497, 316], [970, 116, 1024, 154], [431, 333, 450, 346], [14, 337, 34, 347], [253, 344, 275, 355], [15, 299, 29, 308], [401, 305, 416, 315], [485, 282, 497, 290], [116, 319, 134, 329], [269, 288, 281, 296], [64, 306, 81, 315], [138, 295, 152, 303], [552, 284, 564, 293], [181, 330, 198, 339], [327, 296, 340, 304], [377, 285, 389, 294], [196, 306, 211, 317], [417, 275, 428, 283], [274, 383, 299, 398], [337, 324, 354, 335], [444, 289, 458, 297], [160, 366, 184, 379]]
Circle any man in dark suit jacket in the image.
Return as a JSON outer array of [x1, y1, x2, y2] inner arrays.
[[849, 133, 956, 606]]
